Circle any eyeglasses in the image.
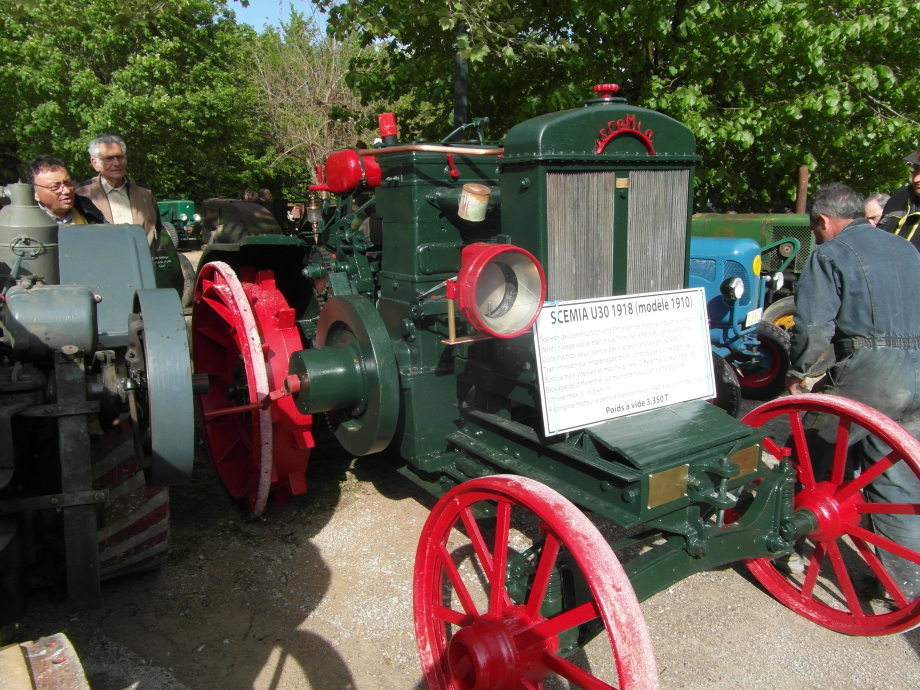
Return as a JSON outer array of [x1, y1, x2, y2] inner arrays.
[[34, 179, 76, 193], [97, 155, 126, 164]]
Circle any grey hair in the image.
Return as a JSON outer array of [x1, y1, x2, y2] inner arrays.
[[866, 192, 890, 207], [88, 134, 127, 159], [809, 183, 865, 225]]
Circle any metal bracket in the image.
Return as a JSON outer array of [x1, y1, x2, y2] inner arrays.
[[0, 489, 108, 515], [19, 400, 100, 417]]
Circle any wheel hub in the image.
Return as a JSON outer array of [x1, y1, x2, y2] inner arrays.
[[447, 605, 555, 690], [794, 481, 859, 542]]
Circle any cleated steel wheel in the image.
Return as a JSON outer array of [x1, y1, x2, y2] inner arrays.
[[193, 261, 313, 517], [92, 423, 169, 579], [414, 475, 658, 690], [743, 394, 920, 635]]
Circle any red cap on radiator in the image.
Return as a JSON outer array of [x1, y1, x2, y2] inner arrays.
[[593, 84, 619, 98]]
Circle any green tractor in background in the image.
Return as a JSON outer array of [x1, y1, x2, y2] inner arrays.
[[157, 199, 201, 248]]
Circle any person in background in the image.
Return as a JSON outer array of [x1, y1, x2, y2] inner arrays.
[[786, 183, 920, 597], [75, 134, 161, 244], [26, 155, 104, 225], [878, 148, 920, 246], [864, 192, 890, 226], [258, 188, 272, 202]]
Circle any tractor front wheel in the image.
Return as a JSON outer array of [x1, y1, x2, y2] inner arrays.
[[414, 475, 658, 690], [729, 321, 791, 400], [743, 394, 920, 635]]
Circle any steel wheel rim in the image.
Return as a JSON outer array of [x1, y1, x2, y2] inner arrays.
[[193, 261, 273, 517], [414, 475, 658, 690], [742, 394, 920, 635]]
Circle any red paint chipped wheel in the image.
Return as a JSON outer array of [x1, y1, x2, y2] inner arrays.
[[193, 261, 313, 518], [414, 475, 658, 690], [743, 394, 920, 635]]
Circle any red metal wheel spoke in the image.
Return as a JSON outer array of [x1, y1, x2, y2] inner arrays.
[[830, 419, 852, 486], [847, 523, 920, 568], [458, 506, 513, 610], [762, 437, 788, 462], [518, 680, 540, 690], [518, 600, 600, 649], [800, 543, 826, 598], [850, 535, 910, 608], [787, 412, 816, 489], [826, 540, 864, 617], [525, 532, 561, 618], [196, 325, 231, 348], [542, 651, 615, 690], [836, 453, 898, 503], [431, 605, 474, 628], [201, 292, 238, 327], [857, 503, 920, 515], [437, 544, 479, 617], [489, 500, 512, 614]]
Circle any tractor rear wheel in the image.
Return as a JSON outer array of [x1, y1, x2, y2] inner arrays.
[[193, 261, 313, 517], [414, 475, 658, 690], [763, 295, 796, 332], [743, 394, 920, 635]]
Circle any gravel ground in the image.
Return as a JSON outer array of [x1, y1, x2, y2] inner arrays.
[[14, 400, 920, 690]]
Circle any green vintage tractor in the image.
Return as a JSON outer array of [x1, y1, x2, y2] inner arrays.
[[157, 198, 201, 248], [190, 85, 920, 688]]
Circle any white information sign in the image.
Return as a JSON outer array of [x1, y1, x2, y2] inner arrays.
[[533, 288, 715, 435]]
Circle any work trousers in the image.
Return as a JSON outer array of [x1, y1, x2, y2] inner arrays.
[[803, 347, 920, 599]]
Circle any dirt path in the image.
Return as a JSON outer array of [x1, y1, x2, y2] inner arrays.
[[16, 418, 920, 690]]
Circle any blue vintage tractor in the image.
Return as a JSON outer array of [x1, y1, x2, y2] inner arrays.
[[690, 236, 791, 411]]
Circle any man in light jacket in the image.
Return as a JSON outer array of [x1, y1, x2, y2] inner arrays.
[[75, 134, 161, 244]]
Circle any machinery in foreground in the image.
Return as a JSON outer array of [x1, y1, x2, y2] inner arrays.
[[191, 86, 920, 688], [0, 184, 195, 627]]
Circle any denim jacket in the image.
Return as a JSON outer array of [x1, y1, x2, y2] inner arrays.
[[790, 218, 920, 378]]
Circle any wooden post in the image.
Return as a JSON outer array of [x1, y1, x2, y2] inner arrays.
[[795, 165, 809, 214]]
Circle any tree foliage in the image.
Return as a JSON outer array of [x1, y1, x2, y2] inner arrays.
[[247, 11, 384, 196], [0, 0, 272, 198], [318, 0, 920, 211]]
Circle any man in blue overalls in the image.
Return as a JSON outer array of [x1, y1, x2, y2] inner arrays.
[[787, 183, 920, 599]]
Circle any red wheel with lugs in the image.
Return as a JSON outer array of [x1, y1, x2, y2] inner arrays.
[[743, 394, 920, 635], [193, 261, 313, 517], [414, 475, 658, 690]]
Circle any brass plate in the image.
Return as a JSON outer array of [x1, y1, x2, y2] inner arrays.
[[647, 464, 688, 509], [615, 177, 630, 189], [731, 446, 760, 478]]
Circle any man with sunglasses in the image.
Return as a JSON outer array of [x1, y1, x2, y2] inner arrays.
[[878, 148, 920, 247], [75, 134, 161, 244], [26, 155, 105, 224]]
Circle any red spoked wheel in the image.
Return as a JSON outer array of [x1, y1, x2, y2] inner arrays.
[[414, 475, 658, 690], [728, 322, 791, 400], [193, 261, 313, 518], [742, 394, 920, 635]]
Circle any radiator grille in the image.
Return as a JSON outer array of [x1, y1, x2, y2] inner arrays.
[[546, 172, 617, 301], [770, 223, 813, 272], [626, 170, 689, 293], [724, 259, 753, 307]]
